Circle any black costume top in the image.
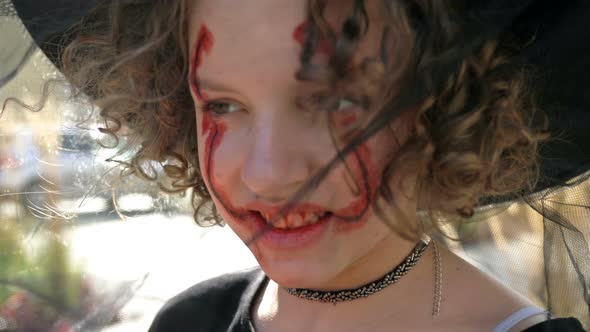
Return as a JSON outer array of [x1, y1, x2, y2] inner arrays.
[[147, 267, 585, 332]]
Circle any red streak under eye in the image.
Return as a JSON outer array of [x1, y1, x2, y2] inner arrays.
[[202, 111, 213, 134], [190, 24, 241, 222]]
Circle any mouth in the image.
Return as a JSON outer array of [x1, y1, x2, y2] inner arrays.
[[251, 210, 333, 230]]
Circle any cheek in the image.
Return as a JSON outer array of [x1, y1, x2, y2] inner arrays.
[[197, 113, 226, 181], [334, 121, 411, 206], [197, 113, 253, 190], [366, 132, 398, 173], [196, 112, 253, 219], [369, 121, 417, 196], [196, 111, 215, 180]]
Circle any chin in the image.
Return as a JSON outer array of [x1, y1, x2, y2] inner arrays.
[[253, 249, 337, 289]]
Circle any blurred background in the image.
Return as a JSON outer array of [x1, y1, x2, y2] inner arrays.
[[0, 9, 257, 332]]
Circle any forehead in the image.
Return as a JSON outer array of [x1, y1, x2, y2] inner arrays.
[[187, 0, 384, 91], [188, 0, 356, 40]]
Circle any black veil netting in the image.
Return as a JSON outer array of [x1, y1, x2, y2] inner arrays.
[[3, 0, 590, 329]]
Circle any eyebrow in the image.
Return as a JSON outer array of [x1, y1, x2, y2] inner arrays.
[[197, 78, 329, 97], [198, 79, 241, 95]]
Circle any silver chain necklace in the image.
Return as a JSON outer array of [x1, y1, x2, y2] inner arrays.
[[284, 238, 431, 303]]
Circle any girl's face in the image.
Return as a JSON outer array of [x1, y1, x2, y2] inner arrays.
[[188, 0, 417, 289]]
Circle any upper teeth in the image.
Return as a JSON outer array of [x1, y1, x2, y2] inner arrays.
[[261, 211, 328, 229]]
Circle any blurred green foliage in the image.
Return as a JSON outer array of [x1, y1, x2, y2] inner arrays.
[[0, 221, 28, 303], [0, 218, 85, 322]]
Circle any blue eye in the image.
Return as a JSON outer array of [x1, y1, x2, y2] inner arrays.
[[202, 101, 242, 115]]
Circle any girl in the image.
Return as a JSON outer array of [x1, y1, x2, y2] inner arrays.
[[10, 0, 590, 330]]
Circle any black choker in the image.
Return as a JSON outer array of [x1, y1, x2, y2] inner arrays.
[[284, 238, 431, 303]]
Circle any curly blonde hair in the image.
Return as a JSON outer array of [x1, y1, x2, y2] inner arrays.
[[59, 0, 548, 234]]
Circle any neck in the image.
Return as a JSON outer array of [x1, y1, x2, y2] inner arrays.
[[253, 234, 435, 331]]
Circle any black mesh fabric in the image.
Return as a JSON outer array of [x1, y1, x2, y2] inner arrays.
[[3, 0, 590, 330], [433, 170, 590, 330]]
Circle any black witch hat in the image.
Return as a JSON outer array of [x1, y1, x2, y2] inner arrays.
[[3, 0, 590, 329]]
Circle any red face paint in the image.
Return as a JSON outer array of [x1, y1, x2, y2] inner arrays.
[[336, 113, 359, 128], [293, 21, 335, 56], [190, 24, 214, 102], [332, 143, 381, 232], [191, 24, 217, 179], [191, 24, 251, 221]]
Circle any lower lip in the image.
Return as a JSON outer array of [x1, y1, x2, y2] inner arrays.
[[243, 211, 333, 250]]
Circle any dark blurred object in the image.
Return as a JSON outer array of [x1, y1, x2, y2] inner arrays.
[[0, 6, 36, 88], [509, 0, 590, 191], [9, 0, 98, 68]]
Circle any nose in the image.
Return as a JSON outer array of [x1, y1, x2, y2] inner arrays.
[[240, 111, 312, 202]]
